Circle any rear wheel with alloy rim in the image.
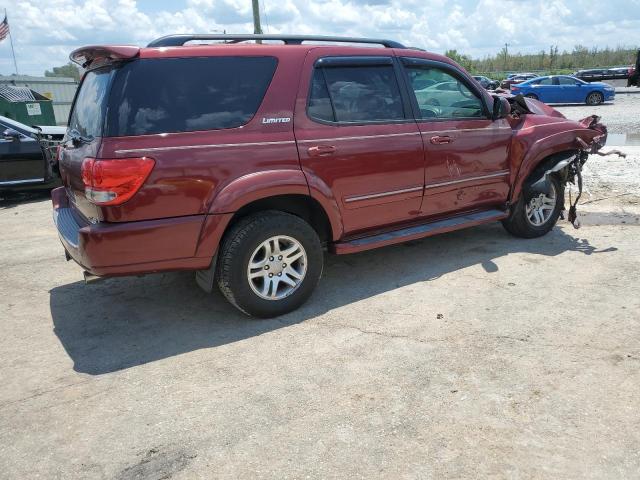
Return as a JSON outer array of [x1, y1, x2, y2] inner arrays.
[[216, 211, 323, 317], [502, 175, 563, 238], [247, 235, 307, 301]]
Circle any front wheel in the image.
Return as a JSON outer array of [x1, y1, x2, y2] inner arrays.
[[586, 91, 604, 105], [216, 211, 323, 318], [502, 175, 564, 238]]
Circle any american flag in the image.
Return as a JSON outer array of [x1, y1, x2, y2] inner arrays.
[[0, 16, 9, 42]]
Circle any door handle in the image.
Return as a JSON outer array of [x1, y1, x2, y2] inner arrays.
[[307, 145, 336, 157], [430, 135, 452, 145]]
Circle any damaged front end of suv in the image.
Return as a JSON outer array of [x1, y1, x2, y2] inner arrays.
[[503, 94, 618, 229]]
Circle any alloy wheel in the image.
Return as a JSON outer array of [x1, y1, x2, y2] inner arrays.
[[525, 184, 557, 227], [247, 235, 307, 300]]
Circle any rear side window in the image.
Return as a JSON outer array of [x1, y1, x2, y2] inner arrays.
[[558, 77, 578, 85], [106, 56, 277, 136], [308, 64, 405, 123], [69, 66, 115, 138]]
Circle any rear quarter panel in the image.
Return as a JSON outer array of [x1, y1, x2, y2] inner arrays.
[[96, 46, 309, 223]]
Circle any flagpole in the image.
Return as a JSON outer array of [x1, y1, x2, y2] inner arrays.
[[5, 9, 18, 75]]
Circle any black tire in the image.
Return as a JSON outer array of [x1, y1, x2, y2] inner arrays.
[[524, 93, 538, 100], [586, 91, 603, 106], [502, 175, 564, 238], [216, 211, 323, 318]]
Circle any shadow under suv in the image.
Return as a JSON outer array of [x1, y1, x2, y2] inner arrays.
[[53, 34, 607, 317]]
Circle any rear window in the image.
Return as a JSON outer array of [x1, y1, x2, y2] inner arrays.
[[68, 66, 115, 138], [105, 56, 278, 136]]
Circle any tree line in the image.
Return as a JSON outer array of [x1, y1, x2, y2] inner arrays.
[[445, 45, 639, 78], [39, 45, 640, 82]]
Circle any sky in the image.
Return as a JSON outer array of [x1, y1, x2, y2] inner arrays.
[[1, 0, 639, 76]]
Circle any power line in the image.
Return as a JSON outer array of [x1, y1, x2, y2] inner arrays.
[[261, 0, 270, 33]]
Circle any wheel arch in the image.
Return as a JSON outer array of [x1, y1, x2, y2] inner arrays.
[[510, 147, 578, 203], [206, 169, 342, 238], [196, 170, 343, 261], [226, 194, 335, 245]]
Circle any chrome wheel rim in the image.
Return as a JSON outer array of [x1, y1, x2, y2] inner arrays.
[[525, 184, 557, 227], [247, 235, 307, 301]]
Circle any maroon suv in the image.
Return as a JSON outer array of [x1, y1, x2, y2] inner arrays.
[[53, 34, 607, 317]]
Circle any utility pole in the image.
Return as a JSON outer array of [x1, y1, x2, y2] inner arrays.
[[252, 0, 263, 36], [503, 43, 509, 72]]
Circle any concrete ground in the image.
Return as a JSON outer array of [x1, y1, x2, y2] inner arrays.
[[1, 97, 640, 479], [1, 194, 639, 479]]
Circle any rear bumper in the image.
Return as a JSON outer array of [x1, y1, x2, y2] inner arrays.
[[51, 187, 229, 277]]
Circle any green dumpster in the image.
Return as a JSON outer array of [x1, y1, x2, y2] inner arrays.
[[0, 85, 57, 126]]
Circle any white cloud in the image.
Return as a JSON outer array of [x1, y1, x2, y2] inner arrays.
[[0, 0, 638, 75]]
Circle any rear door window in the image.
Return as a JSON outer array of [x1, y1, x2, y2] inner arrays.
[[558, 76, 579, 85], [106, 56, 277, 136], [308, 63, 405, 123]]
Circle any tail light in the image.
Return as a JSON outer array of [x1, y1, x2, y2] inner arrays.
[[511, 85, 520, 91], [55, 144, 63, 162], [81, 157, 155, 205]]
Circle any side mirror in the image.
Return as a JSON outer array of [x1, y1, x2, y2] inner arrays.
[[492, 96, 511, 120], [3, 128, 21, 141]]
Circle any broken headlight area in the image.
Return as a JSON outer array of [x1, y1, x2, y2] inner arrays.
[[538, 118, 625, 229]]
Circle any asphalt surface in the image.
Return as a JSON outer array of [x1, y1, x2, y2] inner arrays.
[[1, 97, 639, 479]]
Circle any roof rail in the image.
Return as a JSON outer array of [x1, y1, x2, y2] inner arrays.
[[146, 34, 406, 49]]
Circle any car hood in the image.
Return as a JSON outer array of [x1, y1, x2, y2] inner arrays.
[[588, 82, 613, 88]]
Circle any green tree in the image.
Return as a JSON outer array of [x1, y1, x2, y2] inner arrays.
[[44, 62, 81, 82], [444, 49, 473, 71]]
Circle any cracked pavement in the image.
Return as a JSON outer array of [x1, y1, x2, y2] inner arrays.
[[1, 193, 639, 479]]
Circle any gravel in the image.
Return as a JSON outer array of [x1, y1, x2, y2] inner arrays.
[[555, 93, 640, 137], [555, 95, 640, 203]]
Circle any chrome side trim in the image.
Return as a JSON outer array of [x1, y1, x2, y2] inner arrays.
[[418, 127, 512, 135], [345, 185, 423, 203], [0, 177, 45, 186], [115, 140, 296, 155], [425, 170, 510, 190], [297, 132, 421, 144]]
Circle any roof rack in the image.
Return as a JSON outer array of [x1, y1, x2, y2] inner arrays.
[[146, 34, 406, 49]]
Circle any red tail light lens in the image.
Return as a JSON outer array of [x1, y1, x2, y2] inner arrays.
[[81, 157, 155, 206]]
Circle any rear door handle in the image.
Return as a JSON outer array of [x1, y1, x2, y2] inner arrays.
[[430, 135, 452, 145], [307, 145, 336, 157]]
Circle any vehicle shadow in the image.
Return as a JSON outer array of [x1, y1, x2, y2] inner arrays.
[[0, 190, 51, 209], [49, 223, 618, 375]]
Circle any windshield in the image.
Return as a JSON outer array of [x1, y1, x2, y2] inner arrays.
[[68, 66, 115, 139]]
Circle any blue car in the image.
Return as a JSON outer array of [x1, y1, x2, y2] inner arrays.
[[510, 75, 615, 105]]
